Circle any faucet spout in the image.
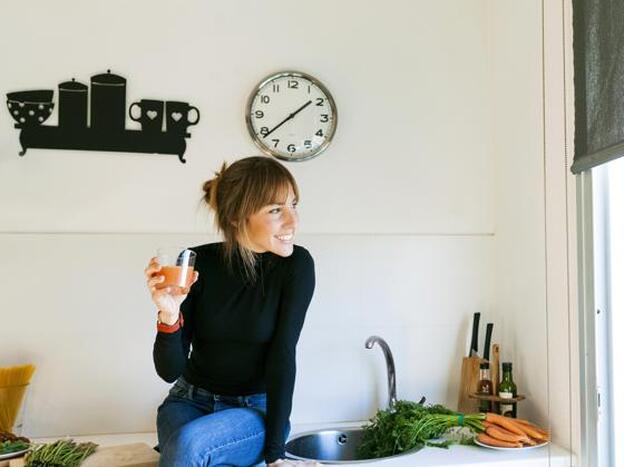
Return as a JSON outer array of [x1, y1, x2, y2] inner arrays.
[[365, 335, 397, 410]]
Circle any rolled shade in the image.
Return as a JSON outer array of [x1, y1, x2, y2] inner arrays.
[[571, 0, 624, 174]]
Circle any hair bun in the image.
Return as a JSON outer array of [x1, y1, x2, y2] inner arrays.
[[202, 161, 229, 210]]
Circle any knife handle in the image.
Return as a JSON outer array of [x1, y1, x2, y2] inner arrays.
[[483, 323, 493, 361], [470, 312, 481, 356]]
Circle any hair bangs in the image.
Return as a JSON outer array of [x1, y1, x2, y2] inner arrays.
[[251, 166, 299, 211]]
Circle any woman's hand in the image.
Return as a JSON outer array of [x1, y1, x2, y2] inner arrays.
[[267, 460, 324, 467], [144, 257, 199, 323]]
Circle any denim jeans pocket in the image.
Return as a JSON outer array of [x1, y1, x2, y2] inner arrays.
[[244, 393, 267, 411], [168, 376, 191, 399]]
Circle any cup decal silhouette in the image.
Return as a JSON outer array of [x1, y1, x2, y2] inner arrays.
[[166, 101, 200, 136], [130, 99, 164, 133]]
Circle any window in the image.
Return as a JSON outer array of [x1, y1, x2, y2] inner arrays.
[[581, 157, 624, 466]]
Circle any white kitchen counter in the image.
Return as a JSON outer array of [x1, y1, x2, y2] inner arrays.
[[32, 420, 574, 467]]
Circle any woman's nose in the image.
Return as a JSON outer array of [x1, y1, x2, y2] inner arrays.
[[283, 207, 298, 228]]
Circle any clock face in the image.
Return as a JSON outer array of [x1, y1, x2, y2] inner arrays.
[[246, 71, 337, 161]]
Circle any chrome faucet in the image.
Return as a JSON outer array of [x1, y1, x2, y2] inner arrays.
[[365, 335, 398, 410]]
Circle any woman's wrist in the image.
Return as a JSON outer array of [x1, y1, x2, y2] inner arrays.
[[157, 310, 179, 326]]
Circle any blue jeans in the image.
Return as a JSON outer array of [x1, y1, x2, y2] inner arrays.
[[156, 376, 289, 467]]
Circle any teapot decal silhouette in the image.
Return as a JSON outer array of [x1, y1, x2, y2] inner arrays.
[[5, 70, 200, 164]]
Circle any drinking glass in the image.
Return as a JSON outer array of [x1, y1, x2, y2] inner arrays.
[[156, 247, 196, 291]]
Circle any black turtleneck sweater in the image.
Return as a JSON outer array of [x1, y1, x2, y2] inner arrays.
[[153, 242, 315, 463]]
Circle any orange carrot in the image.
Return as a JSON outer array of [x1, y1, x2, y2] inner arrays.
[[515, 419, 550, 438], [477, 432, 522, 448], [518, 424, 549, 441], [485, 426, 525, 443], [486, 423, 537, 446], [485, 413, 527, 436]]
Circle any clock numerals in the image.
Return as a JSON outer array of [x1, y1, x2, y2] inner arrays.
[[247, 71, 336, 161]]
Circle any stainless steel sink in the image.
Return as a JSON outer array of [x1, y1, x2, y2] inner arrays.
[[285, 427, 422, 464]]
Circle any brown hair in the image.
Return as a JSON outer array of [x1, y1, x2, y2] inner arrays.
[[202, 156, 300, 282]]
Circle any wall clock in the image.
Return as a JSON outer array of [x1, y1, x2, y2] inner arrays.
[[246, 71, 337, 162]]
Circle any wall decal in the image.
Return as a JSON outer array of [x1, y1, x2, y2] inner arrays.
[[5, 70, 200, 164]]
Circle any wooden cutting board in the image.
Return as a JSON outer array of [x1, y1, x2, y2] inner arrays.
[[457, 355, 481, 413], [81, 443, 159, 467], [0, 454, 25, 467], [4, 443, 159, 467], [4, 457, 23, 467]]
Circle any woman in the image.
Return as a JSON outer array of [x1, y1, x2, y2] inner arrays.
[[145, 156, 319, 466]]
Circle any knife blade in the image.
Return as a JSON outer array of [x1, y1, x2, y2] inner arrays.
[[483, 323, 493, 361], [469, 312, 480, 357]]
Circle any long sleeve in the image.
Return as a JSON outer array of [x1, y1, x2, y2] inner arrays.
[[152, 282, 197, 383], [263, 248, 315, 463]]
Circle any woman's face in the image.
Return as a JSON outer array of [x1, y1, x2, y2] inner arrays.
[[244, 185, 299, 257]]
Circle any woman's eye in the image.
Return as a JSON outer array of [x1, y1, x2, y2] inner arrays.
[[268, 202, 296, 214]]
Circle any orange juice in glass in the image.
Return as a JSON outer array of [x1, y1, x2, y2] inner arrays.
[[156, 247, 196, 292]]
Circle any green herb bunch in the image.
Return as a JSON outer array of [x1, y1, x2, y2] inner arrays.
[[357, 400, 485, 458], [24, 439, 98, 467], [0, 439, 30, 455]]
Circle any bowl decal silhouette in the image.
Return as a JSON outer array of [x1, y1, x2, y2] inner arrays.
[[6, 90, 54, 127]]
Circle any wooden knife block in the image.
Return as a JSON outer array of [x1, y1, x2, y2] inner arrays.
[[457, 356, 481, 413], [457, 344, 500, 414]]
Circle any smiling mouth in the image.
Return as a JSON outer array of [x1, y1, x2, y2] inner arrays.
[[275, 233, 294, 242]]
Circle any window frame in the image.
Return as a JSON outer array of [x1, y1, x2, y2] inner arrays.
[[576, 168, 615, 466]]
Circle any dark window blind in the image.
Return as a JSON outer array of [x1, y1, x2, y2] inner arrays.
[[572, 0, 624, 174]]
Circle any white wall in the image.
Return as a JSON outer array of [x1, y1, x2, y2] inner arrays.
[[0, 0, 493, 235], [0, 0, 571, 453], [489, 0, 548, 423], [489, 1, 577, 464]]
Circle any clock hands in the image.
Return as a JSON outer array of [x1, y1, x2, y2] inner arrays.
[[263, 100, 312, 138]]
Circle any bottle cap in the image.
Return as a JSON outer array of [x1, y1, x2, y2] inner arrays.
[[502, 362, 512, 370]]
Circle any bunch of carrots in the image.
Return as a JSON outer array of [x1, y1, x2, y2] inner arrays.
[[477, 413, 550, 448]]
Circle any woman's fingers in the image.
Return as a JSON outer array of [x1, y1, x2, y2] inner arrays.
[[144, 257, 162, 278], [147, 275, 165, 290], [145, 258, 164, 293], [144, 257, 158, 272]]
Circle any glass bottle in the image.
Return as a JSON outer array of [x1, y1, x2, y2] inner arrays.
[[477, 362, 493, 412], [498, 362, 518, 417]]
